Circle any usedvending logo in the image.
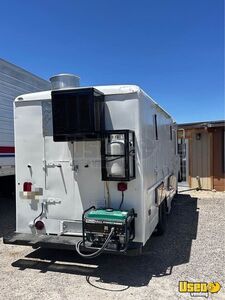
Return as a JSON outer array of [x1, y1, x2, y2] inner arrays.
[[179, 281, 221, 298]]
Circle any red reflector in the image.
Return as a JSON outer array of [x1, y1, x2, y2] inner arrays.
[[35, 220, 45, 230], [117, 182, 127, 192], [23, 182, 32, 192]]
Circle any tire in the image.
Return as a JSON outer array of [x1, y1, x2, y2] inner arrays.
[[155, 200, 167, 236]]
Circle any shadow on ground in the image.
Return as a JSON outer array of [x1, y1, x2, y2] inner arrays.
[[0, 176, 16, 238], [9, 194, 199, 289]]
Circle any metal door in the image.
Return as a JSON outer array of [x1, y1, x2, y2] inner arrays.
[[44, 137, 83, 220]]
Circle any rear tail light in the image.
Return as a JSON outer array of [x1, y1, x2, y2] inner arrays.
[[23, 182, 32, 192], [35, 220, 45, 230], [117, 182, 127, 192]]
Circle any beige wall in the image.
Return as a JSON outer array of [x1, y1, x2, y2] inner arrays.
[[212, 128, 225, 191]]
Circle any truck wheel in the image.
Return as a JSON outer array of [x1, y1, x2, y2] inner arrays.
[[155, 200, 167, 236]]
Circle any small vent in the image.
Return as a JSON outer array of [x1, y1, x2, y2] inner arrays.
[[50, 74, 80, 90]]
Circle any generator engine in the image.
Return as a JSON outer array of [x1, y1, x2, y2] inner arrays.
[[77, 207, 135, 255]]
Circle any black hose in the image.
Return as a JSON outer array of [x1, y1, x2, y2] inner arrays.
[[106, 150, 134, 163], [75, 227, 115, 259], [33, 202, 44, 224], [107, 155, 124, 162], [179, 187, 213, 193], [119, 191, 124, 210]]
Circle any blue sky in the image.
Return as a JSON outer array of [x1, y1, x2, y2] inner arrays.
[[0, 0, 224, 123]]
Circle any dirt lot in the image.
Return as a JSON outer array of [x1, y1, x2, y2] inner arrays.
[[0, 190, 225, 300]]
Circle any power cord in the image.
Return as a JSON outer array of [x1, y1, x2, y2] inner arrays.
[[75, 227, 115, 259], [119, 191, 124, 210], [33, 202, 45, 224]]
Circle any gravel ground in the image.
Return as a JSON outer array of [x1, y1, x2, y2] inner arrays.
[[0, 190, 224, 300]]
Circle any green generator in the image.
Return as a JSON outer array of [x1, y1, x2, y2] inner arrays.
[[79, 207, 135, 254]]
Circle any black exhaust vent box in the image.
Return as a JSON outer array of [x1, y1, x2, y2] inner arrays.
[[51, 88, 105, 141]]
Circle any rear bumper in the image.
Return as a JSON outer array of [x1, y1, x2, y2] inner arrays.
[[3, 232, 143, 256]]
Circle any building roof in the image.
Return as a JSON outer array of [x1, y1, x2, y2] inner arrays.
[[178, 120, 225, 129]]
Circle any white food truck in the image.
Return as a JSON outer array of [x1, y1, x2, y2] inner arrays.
[[4, 74, 178, 256], [0, 58, 50, 177]]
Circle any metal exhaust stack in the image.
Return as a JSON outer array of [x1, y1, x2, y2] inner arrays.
[[49, 73, 80, 90]]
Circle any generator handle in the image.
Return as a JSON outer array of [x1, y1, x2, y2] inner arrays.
[[82, 206, 96, 246]]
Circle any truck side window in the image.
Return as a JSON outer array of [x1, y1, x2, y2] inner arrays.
[[154, 114, 158, 140]]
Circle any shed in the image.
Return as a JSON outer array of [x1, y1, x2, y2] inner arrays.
[[178, 120, 225, 191]]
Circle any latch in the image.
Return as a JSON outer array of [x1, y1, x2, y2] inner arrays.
[[43, 160, 62, 170]]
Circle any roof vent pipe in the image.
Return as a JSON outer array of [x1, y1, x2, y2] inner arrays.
[[49, 74, 80, 90]]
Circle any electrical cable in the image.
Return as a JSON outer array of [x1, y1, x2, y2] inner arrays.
[[103, 182, 107, 208], [179, 187, 213, 193], [105, 181, 111, 207], [33, 202, 44, 224], [75, 227, 115, 259], [107, 155, 124, 162], [106, 150, 134, 163], [119, 191, 124, 210]]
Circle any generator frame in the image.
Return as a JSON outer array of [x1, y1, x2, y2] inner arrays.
[[81, 206, 135, 253]]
